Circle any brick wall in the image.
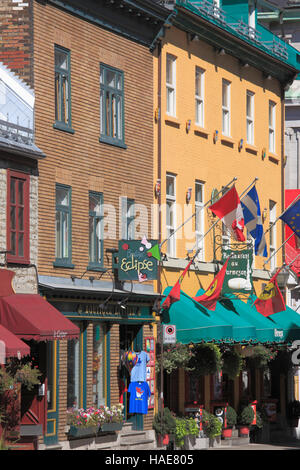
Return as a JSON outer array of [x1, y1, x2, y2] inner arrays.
[[33, 1, 154, 281], [0, 0, 33, 87]]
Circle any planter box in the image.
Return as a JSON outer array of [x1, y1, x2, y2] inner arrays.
[[209, 436, 222, 448], [99, 422, 123, 433], [184, 435, 209, 450], [68, 425, 99, 438], [239, 426, 250, 437]]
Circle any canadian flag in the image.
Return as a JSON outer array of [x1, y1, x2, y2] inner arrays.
[[209, 185, 245, 241]]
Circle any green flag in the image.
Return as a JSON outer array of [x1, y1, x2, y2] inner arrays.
[[147, 243, 161, 261]]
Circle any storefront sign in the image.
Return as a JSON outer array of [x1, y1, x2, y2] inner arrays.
[[222, 248, 253, 294], [77, 303, 142, 318], [118, 240, 158, 281]]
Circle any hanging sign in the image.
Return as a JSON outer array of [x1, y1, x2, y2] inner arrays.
[[118, 239, 159, 281], [221, 248, 253, 294]]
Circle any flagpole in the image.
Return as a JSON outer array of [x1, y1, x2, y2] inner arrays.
[[264, 193, 300, 236], [160, 176, 238, 248], [263, 233, 294, 268], [189, 177, 258, 256]]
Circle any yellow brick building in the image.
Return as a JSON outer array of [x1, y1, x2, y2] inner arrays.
[[153, 0, 300, 418]]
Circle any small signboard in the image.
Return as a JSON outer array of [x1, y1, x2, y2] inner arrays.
[[163, 324, 176, 344], [222, 248, 253, 294], [118, 239, 159, 281]]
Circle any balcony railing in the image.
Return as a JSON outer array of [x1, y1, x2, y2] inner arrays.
[[180, 0, 293, 64], [0, 118, 34, 146]]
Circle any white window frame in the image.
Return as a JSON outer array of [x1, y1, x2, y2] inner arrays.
[[195, 67, 205, 128], [222, 79, 231, 137], [269, 101, 276, 153], [195, 181, 205, 261], [269, 200, 276, 272], [166, 54, 176, 117], [246, 90, 254, 145], [166, 173, 176, 257]]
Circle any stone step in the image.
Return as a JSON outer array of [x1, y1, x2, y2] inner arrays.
[[120, 438, 155, 450], [120, 430, 147, 438]]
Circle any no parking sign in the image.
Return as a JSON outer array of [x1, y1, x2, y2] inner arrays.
[[163, 325, 176, 344]]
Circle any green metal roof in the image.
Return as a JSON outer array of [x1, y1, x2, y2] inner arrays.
[[161, 287, 233, 344]]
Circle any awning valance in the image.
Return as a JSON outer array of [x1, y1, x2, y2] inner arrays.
[[162, 287, 233, 344], [0, 294, 79, 342], [0, 324, 30, 358]]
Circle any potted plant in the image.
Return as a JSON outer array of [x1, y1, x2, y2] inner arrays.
[[66, 407, 101, 437], [238, 405, 254, 437], [153, 407, 176, 447], [222, 406, 237, 439], [174, 417, 189, 449], [202, 410, 222, 447], [287, 400, 300, 427], [98, 404, 124, 432], [183, 417, 200, 450], [222, 349, 243, 380], [188, 343, 222, 378]]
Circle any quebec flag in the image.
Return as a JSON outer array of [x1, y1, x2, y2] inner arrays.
[[241, 186, 268, 257]]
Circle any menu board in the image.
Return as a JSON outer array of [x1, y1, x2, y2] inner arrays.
[[144, 336, 155, 409]]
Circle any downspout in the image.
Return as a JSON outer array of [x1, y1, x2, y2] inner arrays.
[[281, 84, 286, 268]]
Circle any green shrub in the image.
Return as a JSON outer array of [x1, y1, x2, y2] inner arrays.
[[226, 406, 237, 427], [174, 418, 188, 448], [202, 410, 222, 438], [238, 405, 254, 426], [153, 408, 176, 436], [186, 417, 199, 437]]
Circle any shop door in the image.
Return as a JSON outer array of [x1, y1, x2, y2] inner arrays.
[[119, 324, 143, 431], [20, 342, 47, 443], [44, 341, 59, 446]]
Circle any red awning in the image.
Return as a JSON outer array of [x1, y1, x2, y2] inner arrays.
[[0, 324, 30, 358], [0, 294, 79, 342]]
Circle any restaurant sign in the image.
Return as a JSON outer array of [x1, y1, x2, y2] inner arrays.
[[221, 248, 253, 294], [118, 239, 159, 281]]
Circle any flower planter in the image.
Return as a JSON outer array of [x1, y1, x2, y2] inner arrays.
[[209, 435, 221, 448], [222, 428, 233, 439], [68, 425, 99, 438], [239, 426, 250, 437], [99, 422, 123, 433]]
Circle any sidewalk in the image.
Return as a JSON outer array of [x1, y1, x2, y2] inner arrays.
[[208, 441, 300, 450]]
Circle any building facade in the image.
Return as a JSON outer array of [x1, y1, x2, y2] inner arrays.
[[153, 0, 300, 425], [0, 0, 170, 449]]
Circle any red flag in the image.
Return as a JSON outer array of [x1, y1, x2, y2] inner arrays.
[[162, 259, 193, 309], [193, 258, 229, 310], [209, 185, 245, 241], [254, 270, 286, 317]]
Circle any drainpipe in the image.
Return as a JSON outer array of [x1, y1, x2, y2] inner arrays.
[[281, 85, 286, 268]]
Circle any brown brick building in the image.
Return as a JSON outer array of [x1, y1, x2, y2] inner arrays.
[[0, 0, 169, 449]]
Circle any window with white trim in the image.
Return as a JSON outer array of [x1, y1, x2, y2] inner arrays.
[[166, 54, 176, 117], [195, 181, 205, 261], [222, 79, 231, 136], [166, 173, 176, 257], [269, 101, 276, 153], [246, 91, 254, 145], [195, 67, 204, 128]]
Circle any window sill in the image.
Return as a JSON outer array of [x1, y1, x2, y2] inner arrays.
[[221, 135, 235, 147], [194, 125, 209, 138], [7, 258, 30, 266], [99, 136, 127, 149], [245, 144, 258, 155], [53, 122, 75, 134], [268, 152, 280, 164], [87, 265, 107, 273], [164, 115, 180, 128], [53, 260, 75, 269]]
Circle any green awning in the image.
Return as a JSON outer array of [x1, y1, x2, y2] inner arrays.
[[195, 288, 257, 343], [161, 287, 233, 344], [251, 300, 300, 344], [219, 296, 287, 344]]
